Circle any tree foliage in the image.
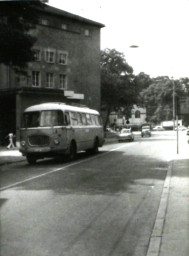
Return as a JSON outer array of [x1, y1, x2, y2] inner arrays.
[[139, 76, 186, 123], [133, 72, 152, 93], [0, 0, 45, 73], [101, 49, 137, 127]]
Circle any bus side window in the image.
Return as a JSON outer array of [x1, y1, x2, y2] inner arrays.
[[94, 115, 101, 125], [58, 111, 64, 125], [91, 114, 96, 125], [53, 110, 64, 126], [81, 113, 87, 125], [70, 112, 78, 126], [86, 113, 92, 125], [64, 112, 70, 125], [77, 112, 83, 125]]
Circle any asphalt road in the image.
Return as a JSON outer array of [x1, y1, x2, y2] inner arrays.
[[0, 135, 181, 256]]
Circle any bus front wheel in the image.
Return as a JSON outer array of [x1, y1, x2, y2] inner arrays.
[[26, 154, 37, 165]]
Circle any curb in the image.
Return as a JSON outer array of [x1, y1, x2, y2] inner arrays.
[[146, 161, 172, 256]]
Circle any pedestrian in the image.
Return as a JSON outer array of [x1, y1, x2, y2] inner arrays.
[[6, 133, 15, 149]]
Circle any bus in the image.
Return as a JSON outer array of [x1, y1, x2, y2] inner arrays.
[[19, 102, 104, 164]]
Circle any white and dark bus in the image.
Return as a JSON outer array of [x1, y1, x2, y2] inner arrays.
[[20, 103, 104, 164]]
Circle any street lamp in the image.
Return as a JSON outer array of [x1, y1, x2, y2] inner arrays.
[[130, 45, 139, 48], [171, 77, 176, 130], [171, 77, 179, 154]]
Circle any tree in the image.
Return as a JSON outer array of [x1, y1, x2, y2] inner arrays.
[[0, 0, 46, 74], [140, 76, 186, 123], [100, 49, 137, 128], [133, 72, 152, 92]]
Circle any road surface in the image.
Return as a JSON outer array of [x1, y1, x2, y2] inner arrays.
[[0, 133, 185, 256]]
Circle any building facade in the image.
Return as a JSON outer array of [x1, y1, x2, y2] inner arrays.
[[109, 105, 147, 129], [0, 5, 104, 145]]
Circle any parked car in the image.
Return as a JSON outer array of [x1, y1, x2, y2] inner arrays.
[[105, 127, 118, 138], [141, 125, 151, 137], [174, 126, 187, 131], [118, 128, 134, 142], [152, 126, 165, 131], [187, 128, 189, 143]]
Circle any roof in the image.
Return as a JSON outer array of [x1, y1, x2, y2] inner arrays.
[[42, 4, 105, 28], [25, 102, 100, 115]]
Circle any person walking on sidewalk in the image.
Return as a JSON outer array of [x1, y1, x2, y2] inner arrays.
[[6, 133, 16, 149]]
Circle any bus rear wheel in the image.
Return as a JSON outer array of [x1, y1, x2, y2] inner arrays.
[[69, 141, 77, 161], [26, 154, 37, 165], [91, 138, 99, 154]]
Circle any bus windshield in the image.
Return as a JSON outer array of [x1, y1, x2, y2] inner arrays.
[[22, 110, 64, 128]]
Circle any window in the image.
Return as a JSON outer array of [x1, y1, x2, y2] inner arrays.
[[91, 115, 96, 125], [45, 48, 55, 63], [0, 17, 7, 24], [86, 114, 92, 125], [94, 115, 101, 125], [59, 74, 67, 89], [40, 110, 64, 127], [22, 112, 40, 128], [135, 110, 141, 118], [61, 24, 67, 30], [64, 112, 70, 125], [81, 113, 87, 125], [46, 73, 54, 88], [33, 49, 41, 61], [76, 113, 83, 126], [84, 29, 90, 36], [70, 112, 78, 126], [58, 51, 68, 65], [41, 19, 48, 25], [32, 71, 40, 87]]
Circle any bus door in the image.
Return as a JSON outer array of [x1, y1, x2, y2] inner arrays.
[[64, 111, 75, 148], [46, 110, 67, 151]]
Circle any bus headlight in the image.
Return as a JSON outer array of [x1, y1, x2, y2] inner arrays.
[[21, 140, 26, 147], [54, 138, 60, 145]]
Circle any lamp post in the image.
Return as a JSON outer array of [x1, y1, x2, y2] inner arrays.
[[172, 78, 176, 130], [171, 77, 179, 154]]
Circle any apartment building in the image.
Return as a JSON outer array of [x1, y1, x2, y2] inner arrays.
[[0, 5, 104, 144]]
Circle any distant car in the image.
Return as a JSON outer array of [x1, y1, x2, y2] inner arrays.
[[141, 125, 151, 137], [187, 128, 189, 143], [174, 126, 187, 131], [118, 128, 134, 142], [152, 126, 165, 131]]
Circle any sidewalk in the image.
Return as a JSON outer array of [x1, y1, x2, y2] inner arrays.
[[159, 158, 189, 256], [0, 147, 25, 166], [147, 135, 189, 256]]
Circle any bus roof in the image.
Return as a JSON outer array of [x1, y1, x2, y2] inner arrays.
[[24, 102, 100, 115]]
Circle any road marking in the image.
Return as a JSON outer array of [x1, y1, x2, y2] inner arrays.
[[0, 143, 135, 191]]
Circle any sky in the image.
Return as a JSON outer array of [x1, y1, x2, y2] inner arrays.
[[48, 0, 189, 79]]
